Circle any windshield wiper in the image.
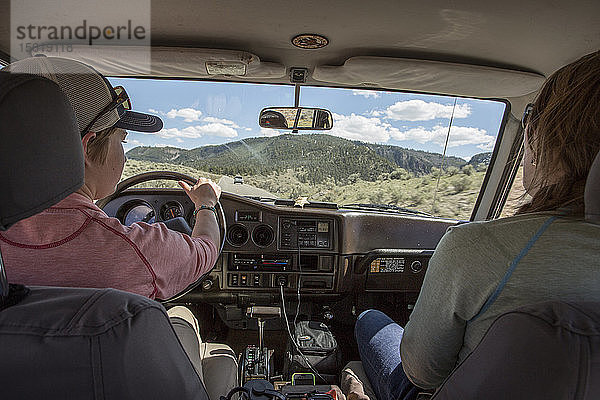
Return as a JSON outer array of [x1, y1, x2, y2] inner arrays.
[[243, 196, 281, 203], [342, 203, 433, 217], [244, 196, 338, 209]]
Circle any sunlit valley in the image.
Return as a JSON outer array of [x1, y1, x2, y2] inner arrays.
[[122, 134, 523, 220]]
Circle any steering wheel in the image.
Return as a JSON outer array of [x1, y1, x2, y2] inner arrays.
[[97, 171, 226, 303], [97, 170, 198, 206]]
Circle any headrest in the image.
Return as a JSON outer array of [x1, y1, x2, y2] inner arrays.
[[0, 72, 84, 231], [585, 151, 600, 224]]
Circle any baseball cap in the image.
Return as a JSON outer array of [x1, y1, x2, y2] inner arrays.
[[5, 56, 162, 136]]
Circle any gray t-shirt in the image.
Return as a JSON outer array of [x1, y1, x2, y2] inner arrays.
[[400, 212, 600, 389]]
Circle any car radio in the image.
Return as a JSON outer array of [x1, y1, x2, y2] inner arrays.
[[232, 254, 293, 271], [280, 218, 333, 250]]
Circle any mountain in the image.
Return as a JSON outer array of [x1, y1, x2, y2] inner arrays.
[[358, 142, 466, 174], [468, 152, 492, 166], [127, 134, 476, 183]]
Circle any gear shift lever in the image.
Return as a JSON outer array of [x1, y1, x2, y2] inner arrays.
[[246, 306, 282, 353], [242, 306, 281, 382]]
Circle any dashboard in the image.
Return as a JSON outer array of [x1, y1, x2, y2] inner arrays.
[[99, 188, 456, 304]]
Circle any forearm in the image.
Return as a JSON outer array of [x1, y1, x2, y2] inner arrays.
[[192, 208, 220, 247]]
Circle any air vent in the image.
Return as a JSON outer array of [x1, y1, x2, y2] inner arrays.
[[227, 224, 249, 247], [252, 225, 275, 247]]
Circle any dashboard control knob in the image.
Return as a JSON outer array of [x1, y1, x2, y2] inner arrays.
[[276, 276, 288, 287], [202, 279, 214, 290], [323, 310, 334, 321], [410, 260, 423, 273]]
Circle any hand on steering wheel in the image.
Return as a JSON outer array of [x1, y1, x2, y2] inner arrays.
[[178, 177, 222, 208], [96, 171, 227, 303]]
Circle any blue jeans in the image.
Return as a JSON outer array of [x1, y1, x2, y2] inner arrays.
[[355, 310, 419, 400]]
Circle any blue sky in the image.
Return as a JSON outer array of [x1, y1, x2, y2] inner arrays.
[[109, 77, 506, 161]]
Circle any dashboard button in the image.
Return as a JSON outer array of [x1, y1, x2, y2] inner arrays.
[[202, 279, 214, 290], [410, 260, 423, 273]]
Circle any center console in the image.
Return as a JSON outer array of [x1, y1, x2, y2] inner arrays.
[[241, 306, 341, 390]]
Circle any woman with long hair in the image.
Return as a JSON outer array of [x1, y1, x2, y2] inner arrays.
[[349, 50, 600, 400]]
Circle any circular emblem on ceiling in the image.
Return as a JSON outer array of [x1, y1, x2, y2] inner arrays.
[[291, 34, 329, 49]]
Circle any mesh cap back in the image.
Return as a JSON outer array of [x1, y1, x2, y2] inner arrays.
[[6, 56, 162, 135], [6, 57, 118, 134]]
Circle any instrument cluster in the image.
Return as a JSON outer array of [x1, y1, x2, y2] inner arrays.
[[116, 198, 190, 226]]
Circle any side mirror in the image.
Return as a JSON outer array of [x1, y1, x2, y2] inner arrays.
[[259, 107, 333, 130]]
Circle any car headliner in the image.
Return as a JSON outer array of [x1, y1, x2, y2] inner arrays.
[[0, 0, 598, 101]]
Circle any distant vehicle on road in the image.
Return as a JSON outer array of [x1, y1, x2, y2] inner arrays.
[[234, 175, 244, 184]]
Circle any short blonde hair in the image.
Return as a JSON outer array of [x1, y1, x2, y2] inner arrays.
[[86, 127, 120, 165]]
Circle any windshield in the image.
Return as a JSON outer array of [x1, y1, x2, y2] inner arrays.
[[110, 78, 507, 220]]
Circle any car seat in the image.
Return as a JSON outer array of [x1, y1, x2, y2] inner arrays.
[[0, 71, 208, 399], [343, 149, 600, 400], [430, 149, 600, 399]]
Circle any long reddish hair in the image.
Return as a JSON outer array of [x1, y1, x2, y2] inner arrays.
[[518, 50, 600, 215]]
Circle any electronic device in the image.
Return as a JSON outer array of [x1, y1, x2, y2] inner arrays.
[[280, 219, 333, 250]]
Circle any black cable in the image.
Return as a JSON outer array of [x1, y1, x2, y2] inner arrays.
[[279, 284, 327, 384], [294, 225, 301, 328]]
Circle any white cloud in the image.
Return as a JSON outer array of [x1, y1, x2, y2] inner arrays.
[[381, 100, 471, 121], [148, 108, 163, 115], [328, 113, 400, 143], [203, 116, 255, 132], [195, 123, 238, 138], [391, 125, 495, 149], [203, 116, 236, 126], [155, 123, 238, 139], [259, 128, 283, 137], [166, 107, 203, 122], [324, 112, 494, 149], [175, 138, 184, 143], [352, 89, 380, 98], [476, 141, 495, 151]]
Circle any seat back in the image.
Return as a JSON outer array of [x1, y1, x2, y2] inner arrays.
[[0, 287, 208, 399], [0, 69, 208, 399], [432, 302, 600, 399], [432, 151, 600, 399]]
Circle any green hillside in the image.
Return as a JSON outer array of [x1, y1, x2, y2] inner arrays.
[[124, 136, 498, 219], [128, 134, 397, 183], [122, 158, 494, 219], [358, 142, 466, 174], [127, 134, 491, 184]]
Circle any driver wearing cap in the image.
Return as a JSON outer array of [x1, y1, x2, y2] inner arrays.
[[0, 56, 220, 301]]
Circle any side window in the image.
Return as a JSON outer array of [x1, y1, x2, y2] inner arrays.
[[500, 164, 531, 217]]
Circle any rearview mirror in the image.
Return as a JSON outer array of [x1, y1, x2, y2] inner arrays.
[[259, 107, 333, 130]]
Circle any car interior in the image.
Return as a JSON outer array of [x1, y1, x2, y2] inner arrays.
[[0, 1, 599, 398]]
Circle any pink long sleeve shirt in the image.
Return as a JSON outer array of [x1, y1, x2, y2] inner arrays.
[[0, 192, 218, 299]]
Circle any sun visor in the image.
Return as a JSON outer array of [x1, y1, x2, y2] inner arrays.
[[32, 46, 286, 79], [313, 56, 546, 98]]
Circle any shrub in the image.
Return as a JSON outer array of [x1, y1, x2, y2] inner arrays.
[[390, 168, 409, 180], [453, 176, 472, 193], [461, 164, 475, 176], [446, 166, 459, 176]]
